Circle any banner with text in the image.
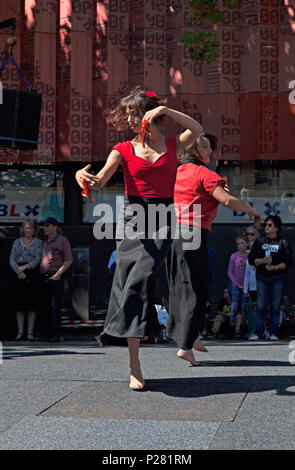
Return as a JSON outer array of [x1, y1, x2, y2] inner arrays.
[[0, 188, 64, 222], [214, 197, 295, 224]]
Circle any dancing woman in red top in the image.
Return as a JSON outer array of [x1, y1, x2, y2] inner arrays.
[[167, 134, 262, 366], [75, 87, 203, 390]]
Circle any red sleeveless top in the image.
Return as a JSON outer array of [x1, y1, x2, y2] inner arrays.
[[112, 136, 178, 198]]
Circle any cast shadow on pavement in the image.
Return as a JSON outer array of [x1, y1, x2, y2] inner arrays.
[[192, 359, 292, 367], [2, 346, 105, 361], [144, 375, 295, 397]]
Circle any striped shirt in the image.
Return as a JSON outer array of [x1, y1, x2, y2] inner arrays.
[[40, 234, 73, 275]]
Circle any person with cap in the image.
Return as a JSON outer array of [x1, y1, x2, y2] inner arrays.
[[39, 217, 73, 342]]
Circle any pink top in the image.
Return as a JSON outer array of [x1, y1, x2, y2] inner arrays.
[[112, 137, 178, 198], [228, 252, 248, 287]]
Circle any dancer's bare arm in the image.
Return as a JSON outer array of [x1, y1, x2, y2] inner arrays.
[[75, 150, 122, 189], [142, 106, 203, 151], [213, 185, 262, 224]]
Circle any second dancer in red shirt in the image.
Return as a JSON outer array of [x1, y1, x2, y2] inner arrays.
[[167, 134, 262, 366]]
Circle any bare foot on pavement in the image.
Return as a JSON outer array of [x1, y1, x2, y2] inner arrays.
[[130, 366, 145, 390], [177, 349, 200, 366]]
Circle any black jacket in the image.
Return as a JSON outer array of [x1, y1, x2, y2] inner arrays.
[[248, 235, 293, 277]]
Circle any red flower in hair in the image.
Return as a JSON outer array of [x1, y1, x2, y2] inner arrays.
[[145, 91, 157, 98]]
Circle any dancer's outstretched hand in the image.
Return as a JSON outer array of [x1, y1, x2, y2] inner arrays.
[[247, 207, 262, 228], [75, 164, 95, 189]]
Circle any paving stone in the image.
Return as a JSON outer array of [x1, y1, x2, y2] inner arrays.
[[41, 381, 245, 422], [0, 340, 294, 450], [0, 416, 221, 450], [210, 388, 295, 449]]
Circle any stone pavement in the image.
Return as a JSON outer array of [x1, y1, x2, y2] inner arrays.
[[0, 337, 295, 450]]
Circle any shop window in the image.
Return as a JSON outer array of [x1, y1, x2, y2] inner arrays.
[[0, 169, 64, 222], [215, 160, 295, 224]]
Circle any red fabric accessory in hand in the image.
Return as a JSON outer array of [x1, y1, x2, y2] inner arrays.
[[140, 119, 158, 147], [81, 178, 94, 202], [145, 91, 157, 98]]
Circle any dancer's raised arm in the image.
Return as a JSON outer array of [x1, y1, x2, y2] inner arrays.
[[142, 105, 203, 152]]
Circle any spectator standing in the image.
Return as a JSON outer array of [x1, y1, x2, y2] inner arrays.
[[9, 218, 42, 340], [39, 217, 73, 342], [244, 226, 258, 338], [248, 215, 293, 341], [228, 234, 249, 338]]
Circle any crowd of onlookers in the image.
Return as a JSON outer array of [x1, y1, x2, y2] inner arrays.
[[6, 217, 73, 342], [199, 215, 293, 341], [3, 214, 294, 344]]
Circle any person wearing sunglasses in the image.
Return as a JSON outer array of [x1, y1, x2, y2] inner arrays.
[[244, 226, 258, 339], [248, 215, 293, 341]]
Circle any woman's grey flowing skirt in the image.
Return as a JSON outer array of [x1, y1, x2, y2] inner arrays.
[[166, 227, 209, 350], [99, 195, 174, 344]]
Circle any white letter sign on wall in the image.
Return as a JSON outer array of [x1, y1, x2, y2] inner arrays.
[[288, 80, 295, 105]]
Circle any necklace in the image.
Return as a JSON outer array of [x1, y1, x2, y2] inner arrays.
[[22, 237, 34, 246]]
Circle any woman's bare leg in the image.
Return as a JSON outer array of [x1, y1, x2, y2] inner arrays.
[[15, 311, 25, 339], [27, 310, 37, 338], [128, 338, 145, 390]]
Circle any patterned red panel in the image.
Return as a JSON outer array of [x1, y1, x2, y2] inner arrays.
[[242, 0, 259, 25], [181, 36, 204, 95], [0, 0, 294, 161], [165, 27, 182, 97], [165, 94, 183, 136], [279, 92, 295, 159], [240, 25, 260, 92], [279, 12, 295, 92], [144, 29, 166, 94], [70, 0, 92, 31], [56, 95, 70, 161], [129, 0, 145, 30], [69, 95, 92, 162], [32, 32, 56, 162], [259, 94, 279, 159], [220, 93, 240, 160], [34, 0, 57, 32], [91, 94, 107, 161], [166, 0, 183, 29], [240, 93, 260, 160], [108, 0, 129, 31], [107, 30, 129, 96], [69, 30, 92, 162], [202, 94, 221, 158], [144, 0, 166, 29]]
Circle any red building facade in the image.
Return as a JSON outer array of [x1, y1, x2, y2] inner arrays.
[[0, 0, 294, 163]]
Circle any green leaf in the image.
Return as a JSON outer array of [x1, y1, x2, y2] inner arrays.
[[180, 0, 242, 63]]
